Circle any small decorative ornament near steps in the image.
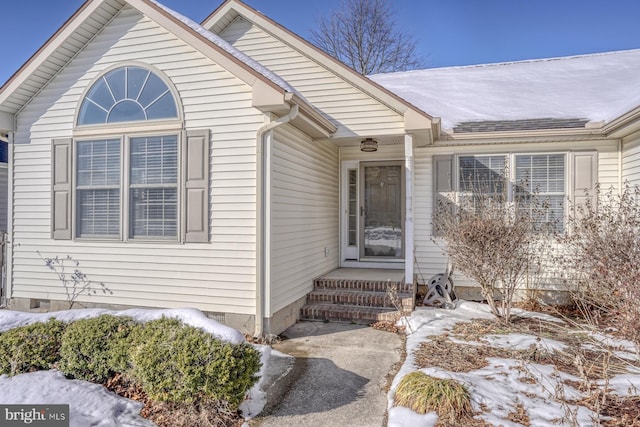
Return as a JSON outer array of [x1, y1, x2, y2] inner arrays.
[[423, 261, 458, 309]]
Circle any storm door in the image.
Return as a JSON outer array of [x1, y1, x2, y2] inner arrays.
[[359, 162, 404, 260]]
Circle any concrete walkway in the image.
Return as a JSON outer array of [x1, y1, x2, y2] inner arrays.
[[249, 321, 403, 427]]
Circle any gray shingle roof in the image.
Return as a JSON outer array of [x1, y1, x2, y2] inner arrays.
[[453, 118, 590, 133]]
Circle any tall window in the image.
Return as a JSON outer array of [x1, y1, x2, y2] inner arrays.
[[76, 139, 121, 237], [130, 135, 178, 238], [458, 155, 507, 211], [515, 154, 565, 231], [347, 169, 357, 246]]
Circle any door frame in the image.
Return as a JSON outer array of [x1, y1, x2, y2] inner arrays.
[[340, 160, 405, 268]]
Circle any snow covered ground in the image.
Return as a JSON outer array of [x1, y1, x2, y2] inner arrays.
[[0, 308, 272, 427], [387, 301, 640, 427], [2, 303, 639, 426]]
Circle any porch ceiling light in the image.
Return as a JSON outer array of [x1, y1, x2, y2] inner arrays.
[[360, 138, 378, 152]]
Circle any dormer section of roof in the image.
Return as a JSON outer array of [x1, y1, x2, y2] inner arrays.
[[202, 0, 436, 146]]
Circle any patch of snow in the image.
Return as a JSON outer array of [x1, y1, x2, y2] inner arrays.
[[388, 407, 438, 427], [422, 358, 597, 426], [388, 301, 640, 426], [481, 333, 567, 353], [589, 332, 638, 354], [605, 374, 640, 397], [509, 307, 567, 323], [580, 342, 640, 363], [0, 370, 156, 427], [240, 344, 271, 418], [0, 307, 244, 344], [370, 49, 640, 129]]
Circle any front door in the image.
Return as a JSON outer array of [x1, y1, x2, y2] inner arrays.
[[359, 162, 404, 260]]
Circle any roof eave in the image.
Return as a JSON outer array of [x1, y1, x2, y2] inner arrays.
[[441, 126, 609, 144], [602, 107, 640, 139]]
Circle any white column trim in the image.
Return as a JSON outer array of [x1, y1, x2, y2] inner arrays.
[[404, 133, 414, 284]]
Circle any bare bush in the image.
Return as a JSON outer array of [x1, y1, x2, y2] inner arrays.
[[433, 175, 555, 323], [558, 183, 640, 346], [38, 252, 112, 309]]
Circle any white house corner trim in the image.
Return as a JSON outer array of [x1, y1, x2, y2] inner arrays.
[[404, 133, 415, 285]]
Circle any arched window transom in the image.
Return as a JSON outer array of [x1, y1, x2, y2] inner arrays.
[[78, 66, 178, 126]]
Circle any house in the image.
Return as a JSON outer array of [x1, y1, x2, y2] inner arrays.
[[0, 0, 639, 335]]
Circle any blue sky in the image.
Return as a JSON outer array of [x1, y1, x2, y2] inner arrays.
[[2, 0, 640, 85]]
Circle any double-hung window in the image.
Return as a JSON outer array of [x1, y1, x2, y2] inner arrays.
[[434, 152, 583, 233], [129, 135, 178, 239], [76, 139, 121, 238], [515, 154, 565, 231], [458, 155, 507, 212], [52, 65, 210, 243]]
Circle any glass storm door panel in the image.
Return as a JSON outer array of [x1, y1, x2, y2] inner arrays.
[[360, 163, 404, 259]]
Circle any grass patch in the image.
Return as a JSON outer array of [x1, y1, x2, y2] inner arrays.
[[394, 371, 472, 424]]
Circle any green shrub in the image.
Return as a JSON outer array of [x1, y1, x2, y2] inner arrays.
[[0, 318, 67, 376], [395, 371, 472, 423], [59, 315, 139, 382], [130, 317, 261, 408]]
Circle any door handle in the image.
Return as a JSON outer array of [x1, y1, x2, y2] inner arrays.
[[360, 206, 364, 216]]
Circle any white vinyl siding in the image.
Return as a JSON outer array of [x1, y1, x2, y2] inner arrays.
[[11, 6, 262, 314], [219, 17, 406, 137], [270, 126, 339, 315]]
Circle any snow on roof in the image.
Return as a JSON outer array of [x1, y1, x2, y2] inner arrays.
[[149, 0, 295, 94], [370, 49, 640, 131]]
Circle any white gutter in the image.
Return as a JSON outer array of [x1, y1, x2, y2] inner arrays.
[[255, 104, 299, 338]]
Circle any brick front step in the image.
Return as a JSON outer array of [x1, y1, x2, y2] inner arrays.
[[307, 289, 413, 310], [313, 278, 413, 294], [300, 303, 407, 324]]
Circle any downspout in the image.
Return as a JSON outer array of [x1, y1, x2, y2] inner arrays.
[[255, 104, 299, 338]]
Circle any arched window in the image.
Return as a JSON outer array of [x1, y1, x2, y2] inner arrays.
[[53, 65, 208, 243], [77, 66, 178, 125]]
